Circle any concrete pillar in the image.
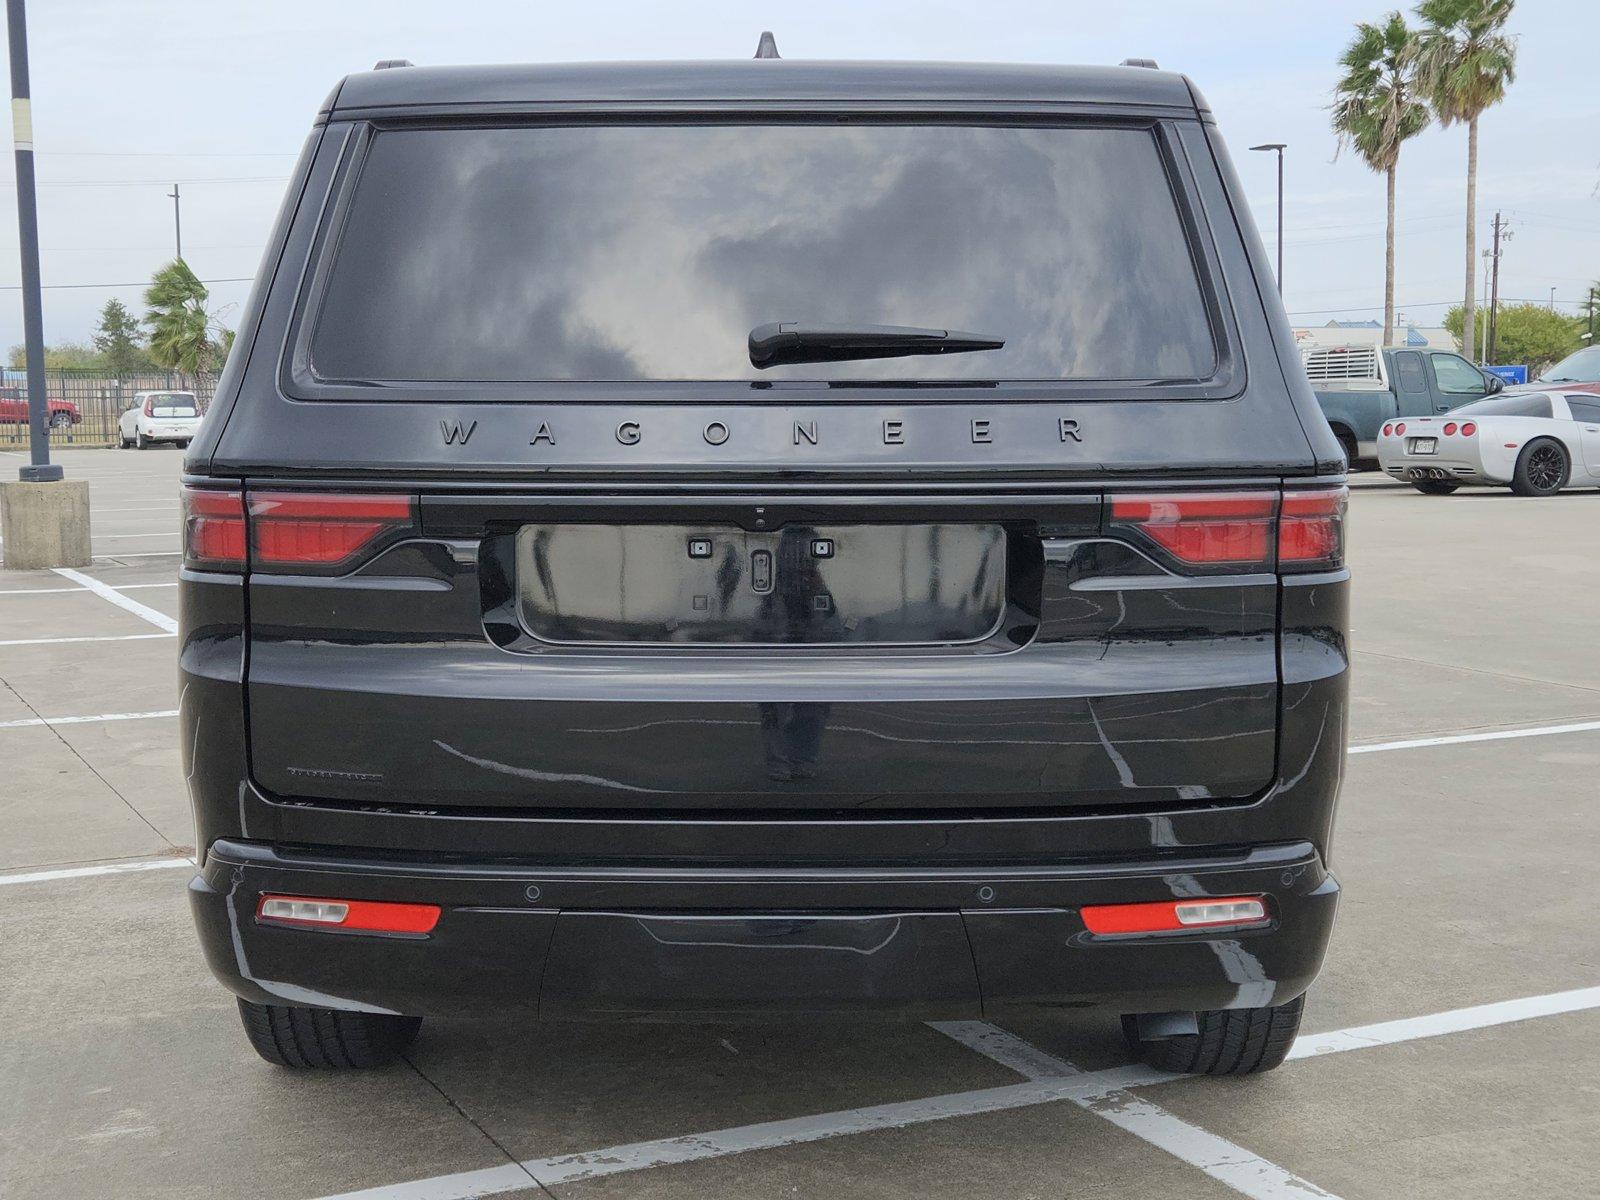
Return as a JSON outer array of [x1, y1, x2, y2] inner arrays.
[[0, 479, 91, 569]]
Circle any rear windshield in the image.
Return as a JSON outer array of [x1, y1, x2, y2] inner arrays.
[[1452, 394, 1553, 418], [309, 123, 1217, 385], [146, 394, 198, 416]]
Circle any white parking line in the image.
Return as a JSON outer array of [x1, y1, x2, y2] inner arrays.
[[934, 1022, 1335, 1200], [0, 709, 179, 730], [0, 856, 193, 887], [1286, 985, 1600, 1059], [0, 632, 174, 646], [51, 566, 178, 633], [0, 581, 178, 595], [308, 985, 1600, 1200], [1350, 719, 1600, 755]]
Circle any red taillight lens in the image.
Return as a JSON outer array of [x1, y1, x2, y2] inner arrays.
[[143, 397, 155, 417], [1382, 423, 1393, 437], [1279, 487, 1346, 570], [181, 486, 245, 570], [248, 492, 415, 569], [1108, 492, 1276, 568], [1081, 896, 1268, 936], [1461, 422, 1477, 437], [1443, 422, 1458, 436], [1394, 422, 1406, 436], [256, 894, 440, 935]]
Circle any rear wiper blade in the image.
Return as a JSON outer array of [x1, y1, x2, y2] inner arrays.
[[749, 322, 1004, 369]]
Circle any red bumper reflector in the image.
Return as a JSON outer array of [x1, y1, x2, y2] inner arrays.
[[257, 894, 441, 934], [1080, 896, 1267, 935]]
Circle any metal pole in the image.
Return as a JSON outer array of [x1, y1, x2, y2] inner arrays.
[[6, 0, 58, 481], [1590, 288, 1596, 342], [1275, 147, 1284, 296], [168, 182, 181, 261], [1487, 211, 1503, 365]]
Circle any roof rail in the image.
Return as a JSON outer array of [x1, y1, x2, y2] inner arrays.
[[1120, 57, 1160, 69], [754, 31, 780, 59], [373, 59, 414, 70]]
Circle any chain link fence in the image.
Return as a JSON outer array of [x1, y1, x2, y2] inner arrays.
[[0, 370, 218, 450]]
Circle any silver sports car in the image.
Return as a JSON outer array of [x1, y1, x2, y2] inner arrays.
[[1377, 390, 1600, 496]]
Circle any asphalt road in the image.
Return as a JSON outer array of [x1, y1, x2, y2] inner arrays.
[[2, 447, 1597, 1200]]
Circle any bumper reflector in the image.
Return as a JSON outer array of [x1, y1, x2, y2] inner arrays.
[[1080, 896, 1267, 935], [257, 894, 441, 934]]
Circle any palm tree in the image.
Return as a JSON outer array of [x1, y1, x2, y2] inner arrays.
[[1331, 13, 1430, 348], [144, 259, 228, 386], [1412, 0, 1517, 364]]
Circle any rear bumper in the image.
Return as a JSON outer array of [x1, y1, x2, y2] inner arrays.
[[190, 838, 1338, 1021]]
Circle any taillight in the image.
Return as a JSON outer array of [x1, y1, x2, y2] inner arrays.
[[1081, 896, 1268, 936], [181, 486, 245, 570], [1108, 492, 1276, 569], [248, 492, 415, 570], [143, 397, 155, 417], [256, 894, 441, 935], [1279, 487, 1346, 570], [1461, 422, 1477, 437], [1395, 422, 1406, 435], [1382, 423, 1393, 436], [1443, 422, 1458, 436]]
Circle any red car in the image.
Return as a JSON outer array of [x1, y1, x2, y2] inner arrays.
[[0, 386, 82, 428], [1514, 345, 1600, 396]]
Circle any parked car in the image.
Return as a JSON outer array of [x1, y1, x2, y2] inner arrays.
[[119, 390, 203, 448], [1306, 343, 1503, 465], [0, 385, 82, 429], [182, 54, 1348, 1078], [1516, 344, 1600, 396], [1377, 390, 1600, 496]]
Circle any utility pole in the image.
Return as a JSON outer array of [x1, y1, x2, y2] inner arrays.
[[1486, 211, 1509, 365], [5, 0, 57, 483], [168, 182, 182, 262], [1589, 287, 1597, 343]]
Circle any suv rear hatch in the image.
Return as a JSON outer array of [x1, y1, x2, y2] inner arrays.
[[205, 103, 1335, 817]]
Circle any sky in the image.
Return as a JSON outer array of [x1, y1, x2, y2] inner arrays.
[[0, 0, 1594, 354]]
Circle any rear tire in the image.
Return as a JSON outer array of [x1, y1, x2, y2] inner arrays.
[[135, 431, 149, 450], [1510, 438, 1568, 497], [1121, 993, 1304, 1076], [236, 998, 422, 1069], [1333, 429, 1360, 471], [1412, 480, 1460, 495]]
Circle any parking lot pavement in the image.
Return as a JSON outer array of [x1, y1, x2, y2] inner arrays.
[[2, 451, 1598, 1200]]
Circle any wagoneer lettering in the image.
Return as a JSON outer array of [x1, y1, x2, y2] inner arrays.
[[182, 52, 1347, 1077]]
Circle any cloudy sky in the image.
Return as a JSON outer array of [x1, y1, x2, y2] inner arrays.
[[1, 0, 1593, 353]]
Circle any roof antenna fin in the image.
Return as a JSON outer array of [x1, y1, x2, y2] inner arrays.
[[754, 31, 781, 59]]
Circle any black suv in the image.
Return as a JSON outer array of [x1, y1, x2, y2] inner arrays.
[[182, 52, 1348, 1076]]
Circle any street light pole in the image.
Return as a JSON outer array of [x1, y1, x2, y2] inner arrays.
[[1249, 143, 1287, 295], [168, 182, 181, 261], [5, 0, 59, 482]]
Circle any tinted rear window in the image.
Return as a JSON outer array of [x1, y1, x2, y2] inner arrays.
[[1453, 394, 1553, 418], [309, 124, 1217, 384], [147, 394, 198, 415]]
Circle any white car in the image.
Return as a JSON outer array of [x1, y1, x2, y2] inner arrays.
[[118, 390, 203, 449], [1377, 390, 1600, 497]]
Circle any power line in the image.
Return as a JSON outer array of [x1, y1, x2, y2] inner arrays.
[[0, 276, 253, 291]]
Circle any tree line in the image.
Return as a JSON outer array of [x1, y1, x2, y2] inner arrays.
[[7, 259, 234, 383]]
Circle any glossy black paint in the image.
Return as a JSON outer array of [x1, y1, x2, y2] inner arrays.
[[182, 59, 1348, 1024]]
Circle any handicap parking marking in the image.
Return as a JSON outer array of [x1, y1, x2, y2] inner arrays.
[[305, 984, 1599, 1200]]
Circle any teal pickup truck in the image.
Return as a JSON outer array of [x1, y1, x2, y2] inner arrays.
[[1306, 344, 1503, 465]]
